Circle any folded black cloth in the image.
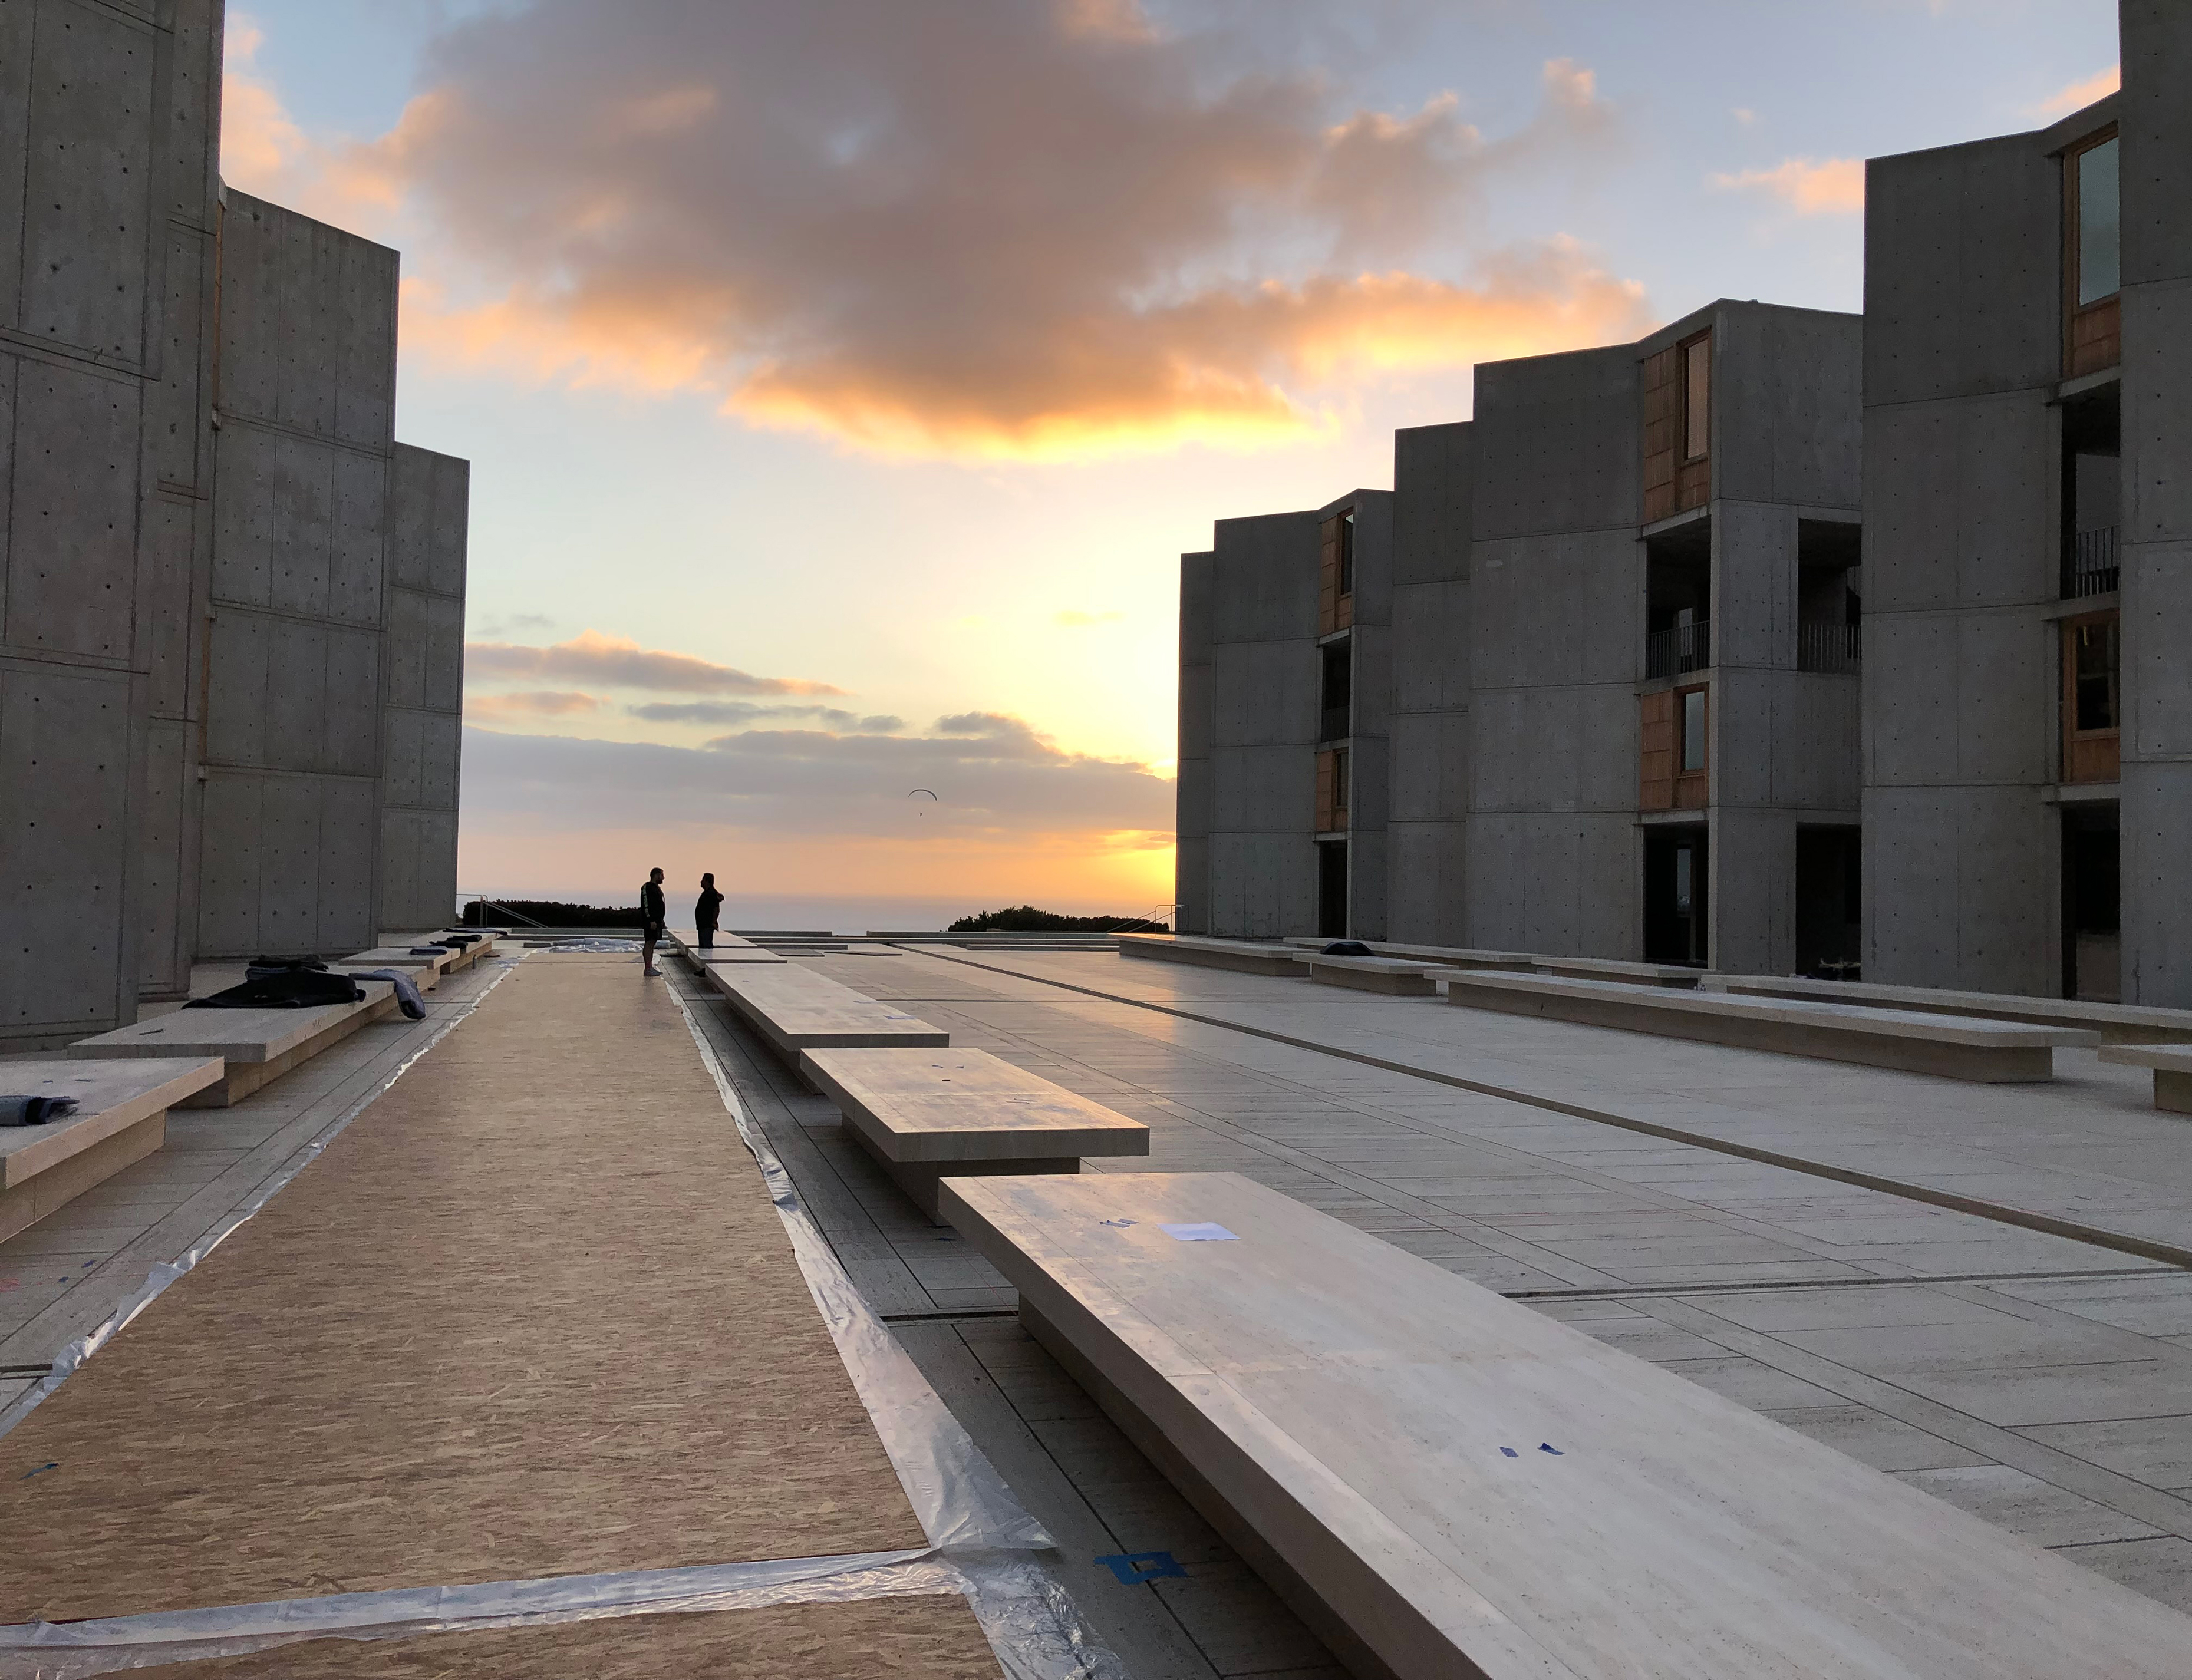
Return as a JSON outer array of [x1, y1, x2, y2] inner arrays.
[[186, 969, 365, 1009], [410, 946, 451, 956], [437, 932, 481, 946], [1, 1095, 80, 1127], [348, 968, 427, 1020], [1322, 940, 1377, 956]]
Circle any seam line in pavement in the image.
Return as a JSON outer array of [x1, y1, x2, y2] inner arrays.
[[904, 947, 2192, 1276]]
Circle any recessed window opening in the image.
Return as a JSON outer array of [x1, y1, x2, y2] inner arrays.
[[1319, 639, 1352, 742], [1680, 688, 1707, 773], [1332, 746, 1350, 814], [1682, 335, 1710, 461], [1337, 509, 1356, 596], [2073, 619, 2119, 732], [2076, 136, 2120, 306]]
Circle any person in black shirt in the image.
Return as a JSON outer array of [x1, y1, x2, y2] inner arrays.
[[695, 872, 725, 951], [641, 867, 667, 976]]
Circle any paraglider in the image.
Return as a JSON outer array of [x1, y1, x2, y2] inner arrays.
[[909, 787, 938, 818]]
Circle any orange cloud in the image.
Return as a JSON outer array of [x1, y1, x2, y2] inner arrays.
[[1713, 156, 1865, 216], [464, 629, 846, 696], [464, 690, 602, 721], [2031, 67, 2119, 119], [304, 3, 1644, 459]]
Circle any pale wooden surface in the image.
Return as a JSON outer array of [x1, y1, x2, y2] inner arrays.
[[802, 1047, 1149, 1164], [1120, 936, 1308, 976], [942, 1170, 2192, 1679], [0, 1059, 223, 1189], [2100, 1044, 2192, 1074], [338, 946, 457, 972], [1531, 954, 1705, 987], [0, 959, 929, 1624], [134, 1598, 1004, 1678], [71, 983, 398, 1066], [1303, 956, 1440, 995], [1285, 937, 1534, 968], [1715, 975, 2192, 1045], [703, 963, 949, 1056]]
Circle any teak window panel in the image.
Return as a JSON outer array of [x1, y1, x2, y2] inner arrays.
[[2064, 127, 2122, 379], [1318, 511, 1356, 636], [2062, 613, 2121, 784], [1675, 684, 1709, 810], [1641, 332, 1710, 525], [1639, 689, 1675, 811], [1315, 747, 1337, 833]]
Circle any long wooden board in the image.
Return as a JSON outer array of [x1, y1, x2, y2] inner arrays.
[[701, 964, 948, 1066], [0, 1058, 224, 1242], [942, 1171, 2192, 1680], [69, 985, 402, 1106]]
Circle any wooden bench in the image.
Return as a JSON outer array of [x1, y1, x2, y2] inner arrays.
[[1285, 938, 1537, 969], [1443, 969, 2098, 1082], [428, 930, 499, 971], [668, 929, 787, 965], [1707, 973, 2192, 1046], [334, 946, 456, 990], [1, 1058, 225, 1243], [1303, 955, 1445, 996], [940, 1170, 2190, 1680], [1120, 936, 1309, 977], [2099, 1044, 2192, 1114], [802, 1047, 1148, 1220], [1532, 954, 1704, 988], [699, 963, 947, 1075], [70, 981, 402, 1107]]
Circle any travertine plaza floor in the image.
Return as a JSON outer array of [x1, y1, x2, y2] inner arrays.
[[9, 940, 2192, 1679], [705, 946, 2192, 1678]]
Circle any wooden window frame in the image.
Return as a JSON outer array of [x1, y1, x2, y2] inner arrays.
[[1318, 511, 1356, 635], [2061, 611, 2121, 785], [2064, 125, 2121, 379], [1674, 682, 1710, 810], [1680, 332, 1712, 464]]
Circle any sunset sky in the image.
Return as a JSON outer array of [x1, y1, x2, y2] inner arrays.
[[222, 0, 2118, 922]]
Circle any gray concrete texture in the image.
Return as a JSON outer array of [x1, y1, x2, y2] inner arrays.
[[1, 2, 469, 1045]]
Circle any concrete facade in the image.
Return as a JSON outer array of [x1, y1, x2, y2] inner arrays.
[[1863, 4, 2191, 1005], [1184, 305, 1863, 970], [1, 3, 468, 1047]]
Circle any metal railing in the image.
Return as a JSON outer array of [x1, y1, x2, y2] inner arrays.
[[1645, 618, 1710, 680], [2065, 526, 2120, 598], [1797, 619, 1861, 674]]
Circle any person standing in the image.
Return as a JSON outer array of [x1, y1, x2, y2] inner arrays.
[[640, 867, 667, 976], [695, 872, 725, 951]]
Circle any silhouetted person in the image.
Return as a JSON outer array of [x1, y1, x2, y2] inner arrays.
[[696, 872, 724, 951], [641, 867, 667, 976]]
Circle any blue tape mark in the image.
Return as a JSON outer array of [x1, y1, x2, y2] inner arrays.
[[1096, 1550, 1186, 1585], [19, 1463, 57, 1481], [1100, 1219, 1137, 1229], [1539, 1443, 1563, 1455], [1499, 1447, 1518, 1458]]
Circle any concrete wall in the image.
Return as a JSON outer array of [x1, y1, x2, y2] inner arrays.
[[1207, 511, 1319, 938], [1387, 423, 1473, 945], [0, 0, 223, 1046], [1466, 345, 1643, 958], [198, 193, 397, 958], [381, 444, 468, 931], [2119, 1, 2192, 1005], [1862, 129, 2066, 995], [1174, 550, 1214, 934]]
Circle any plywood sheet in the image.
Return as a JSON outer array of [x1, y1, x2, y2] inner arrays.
[[0, 961, 926, 1623], [945, 1171, 2192, 1680], [133, 1596, 1001, 1678]]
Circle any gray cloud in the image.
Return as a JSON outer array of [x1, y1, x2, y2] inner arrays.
[[630, 699, 904, 731], [369, 2, 1641, 453], [464, 629, 846, 695], [462, 714, 1171, 839]]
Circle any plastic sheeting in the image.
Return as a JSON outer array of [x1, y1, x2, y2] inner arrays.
[[0, 960, 520, 1447]]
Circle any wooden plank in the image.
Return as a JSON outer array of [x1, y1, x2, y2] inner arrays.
[[701, 963, 949, 1067], [1534, 955, 1703, 989], [1303, 956, 1439, 996], [2099, 1045, 2192, 1115], [941, 1171, 2192, 1680], [1119, 936, 1309, 978], [0, 1058, 222, 1190], [1713, 975, 2192, 1045], [70, 985, 403, 1105], [1446, 971, 2099, 1082], [1639, 688, 1675, 810]]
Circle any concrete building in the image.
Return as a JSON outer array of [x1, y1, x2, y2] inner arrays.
[[1, 1, 467, 1050], [1184, 303, 1863, 971], [1863, 3, 2191, 1006], [1176, 491, 1392, 940]]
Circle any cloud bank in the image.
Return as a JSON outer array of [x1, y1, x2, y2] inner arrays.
[[464, 629, 846, 696], [1713, 157, 1865, 216], [294, 1, 1648, 457]]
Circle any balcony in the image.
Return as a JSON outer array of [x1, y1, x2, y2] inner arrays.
[[2065, 526, 2120, 599], [1645, 618, 1710, 681], [1797, 619, 1861, 675]]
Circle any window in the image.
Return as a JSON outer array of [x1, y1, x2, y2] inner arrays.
[[1319, 639, 1352, 742], [2075, 136, 2120, 307], [1337, 509, 1356, 596], [1673, 846, 1694, 916], [1682, 335, 1710, 461], [1680, 688, 1707, 773], [1331, 746, 1350, 814], [2072, 619, 2118, 732]]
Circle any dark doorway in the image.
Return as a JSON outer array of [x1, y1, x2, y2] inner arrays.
[[2062, 811, 2120, 1001], [1317, 841, 1349, 939], [1643, 828, 1708, 966], [1795, 827, 1862, 978], [1320, 638, 1352, 742]]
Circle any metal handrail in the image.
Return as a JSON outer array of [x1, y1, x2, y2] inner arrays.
[[2066, 526, 2120, 598], [1797, 619, 1861, 674], [1646, 618, 1710, 681]]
